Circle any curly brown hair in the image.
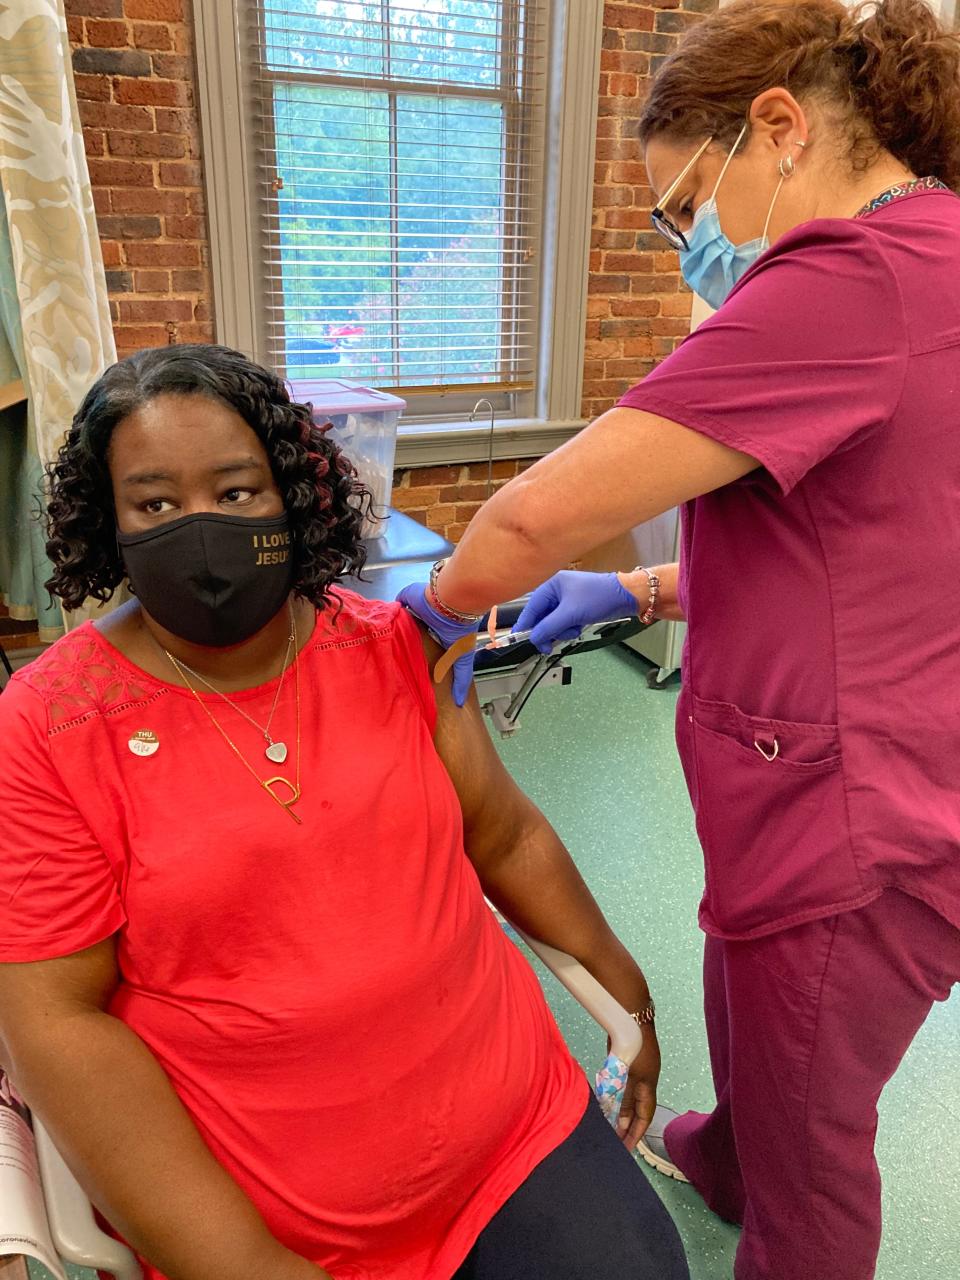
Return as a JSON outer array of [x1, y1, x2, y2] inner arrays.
[[45, 344, 373, 611], [638, 0, 960, 189]]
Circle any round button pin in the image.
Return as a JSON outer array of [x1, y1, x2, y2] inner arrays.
[[128, 729, 160, 757]]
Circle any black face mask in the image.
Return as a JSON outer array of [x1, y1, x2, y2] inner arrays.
[[117, 512, 294, 648]]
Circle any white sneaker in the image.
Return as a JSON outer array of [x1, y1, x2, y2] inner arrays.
[[635, 1105, 689, 1183]]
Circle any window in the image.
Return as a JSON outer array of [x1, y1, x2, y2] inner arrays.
[[195, 0, 604, 460], [254, 1, 538, 398]]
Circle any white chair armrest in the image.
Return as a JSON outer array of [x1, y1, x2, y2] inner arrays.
[[514, 928, 645, 1066], [33, 1119, 143, 1280]]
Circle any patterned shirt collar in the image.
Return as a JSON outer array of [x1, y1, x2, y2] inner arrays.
[[854, 176, 951, 219]]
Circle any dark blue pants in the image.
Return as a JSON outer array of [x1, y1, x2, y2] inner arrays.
[[453, 1097, 689, 1279]]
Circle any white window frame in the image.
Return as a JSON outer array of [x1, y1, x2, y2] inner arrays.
[[193, 0, 603, 466]]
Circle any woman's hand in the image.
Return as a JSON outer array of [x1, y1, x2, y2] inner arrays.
[[616, 1023, 661, 1151], [513, 571, 639, 654], [396, 580, 480, 706]]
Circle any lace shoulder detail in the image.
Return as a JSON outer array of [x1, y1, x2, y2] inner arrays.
[[312, 588, 400, 647], [14, 626, 163, 734], [14, 595, 398, 732]]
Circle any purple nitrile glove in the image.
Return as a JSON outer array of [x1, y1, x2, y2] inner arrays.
[[396, 580, 479, 707], [513, 571, 639, 654]]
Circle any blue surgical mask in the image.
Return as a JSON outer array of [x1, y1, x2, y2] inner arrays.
[[680, 123, 786, 310]]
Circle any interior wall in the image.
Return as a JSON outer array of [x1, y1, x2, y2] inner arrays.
[[66, 0, 215, 359], [66, 0, 717, 542]]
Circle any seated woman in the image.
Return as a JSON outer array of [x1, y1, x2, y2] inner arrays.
[[0, 346, 687, 1280]]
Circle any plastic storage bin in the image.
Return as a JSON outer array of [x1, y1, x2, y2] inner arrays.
[[289, 379, 406, 536]]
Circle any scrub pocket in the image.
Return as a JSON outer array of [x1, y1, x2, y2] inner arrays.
[[689, 696, 863, 935]]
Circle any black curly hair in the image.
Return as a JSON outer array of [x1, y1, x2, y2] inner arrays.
[[45, 344, 373, 611]]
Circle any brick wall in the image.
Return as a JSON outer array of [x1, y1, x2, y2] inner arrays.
[[67, 0, 715, 543], [390, 461, 537, 544], [66, 0, 214, 359], [583, 0, 713, 421]]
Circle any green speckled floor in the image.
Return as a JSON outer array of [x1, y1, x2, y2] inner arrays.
[[30, 648, 959, 1280], [493, 647, 960, 1280]]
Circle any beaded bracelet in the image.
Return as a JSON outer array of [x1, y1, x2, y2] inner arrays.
[[630, 565, 661, 626]]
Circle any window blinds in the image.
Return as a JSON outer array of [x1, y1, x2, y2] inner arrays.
[[244, 0, 546, 394]]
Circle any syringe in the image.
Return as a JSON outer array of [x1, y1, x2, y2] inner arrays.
[[480, 629, 536, 651]]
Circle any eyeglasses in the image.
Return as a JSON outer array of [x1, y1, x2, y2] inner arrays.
[[650, 135, 713, 251]]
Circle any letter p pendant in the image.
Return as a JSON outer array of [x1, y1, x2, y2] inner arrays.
[[263, 776, 302, 823]]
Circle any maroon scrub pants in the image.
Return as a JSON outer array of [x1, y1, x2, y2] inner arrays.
[[664, 890, 960, 1280]]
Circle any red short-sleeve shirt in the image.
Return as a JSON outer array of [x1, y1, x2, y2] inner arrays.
[[0, 591, 587, 1279], [619, 189, 960, 939]]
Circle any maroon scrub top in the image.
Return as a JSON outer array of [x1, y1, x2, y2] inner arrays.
[[619, 188, 960, 940]]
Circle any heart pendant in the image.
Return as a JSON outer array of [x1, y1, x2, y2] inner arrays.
[[265, 741, 288, 764]]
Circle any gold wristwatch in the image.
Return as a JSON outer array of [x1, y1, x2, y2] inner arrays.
[[630, 1000, 656, 1027]]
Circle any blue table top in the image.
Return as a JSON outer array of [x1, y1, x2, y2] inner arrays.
[[363, 509, 453, 570], [347, 558, 435, 603]]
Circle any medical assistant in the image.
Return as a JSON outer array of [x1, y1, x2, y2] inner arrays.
[[618, 186, 960, 940], [608, 181, 960, 1278]]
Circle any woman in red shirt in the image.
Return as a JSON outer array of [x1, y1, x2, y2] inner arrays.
[[398, 3, 960, 1279], [0, 345, 686, 1280]]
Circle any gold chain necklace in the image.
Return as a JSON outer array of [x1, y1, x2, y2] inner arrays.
[[165, 609, 296, 763], [161, 611, 304, 824]]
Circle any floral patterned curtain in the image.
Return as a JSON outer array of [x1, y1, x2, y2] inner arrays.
[[0, 0, 117, 637]]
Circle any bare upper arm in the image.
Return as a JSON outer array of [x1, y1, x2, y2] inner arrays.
[[498, 406, 758, 563], [416, 627, 535, 868], [0, 937, 120, 1062]]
